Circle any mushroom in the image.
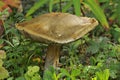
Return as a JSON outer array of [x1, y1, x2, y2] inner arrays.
[[15, 13, 98, 70]]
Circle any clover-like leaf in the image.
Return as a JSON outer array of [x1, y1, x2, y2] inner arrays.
[[0, 67, 9, 79]]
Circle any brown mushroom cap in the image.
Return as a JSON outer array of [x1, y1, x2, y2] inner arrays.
[[16, 13, 98, 44]]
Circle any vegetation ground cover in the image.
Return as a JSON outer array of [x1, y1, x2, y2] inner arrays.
[[0, 0, 120, 80]]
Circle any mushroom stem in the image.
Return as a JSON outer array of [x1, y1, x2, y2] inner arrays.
[[45, 44, 61, 70]]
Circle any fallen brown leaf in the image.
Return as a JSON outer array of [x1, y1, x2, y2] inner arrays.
[[0, 44, 4, 49], [0, 21, 4, 37], [2, 0, 21, 8], [2, 0, 23, 12]]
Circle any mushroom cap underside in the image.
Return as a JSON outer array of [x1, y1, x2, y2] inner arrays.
[[16, 13, 98, 44]]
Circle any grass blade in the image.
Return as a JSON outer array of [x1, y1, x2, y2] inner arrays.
[[84, 0, 109, 29], [26, 0, 48, 17], [72, 0, 81, 16], [49, 0, 53, 12], [62, 1, 72, 13]]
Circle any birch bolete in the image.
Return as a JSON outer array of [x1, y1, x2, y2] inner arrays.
[[16, 13, 98, 70]]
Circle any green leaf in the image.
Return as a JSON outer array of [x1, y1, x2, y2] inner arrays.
[[4, 39, 14, 47], [92, 77, 97, 80], [96, 69, 109, 80], [25, 66, 41, 80], [31, 74, 41, 80], [111, 27, 120, 42], [49, 0, 53, 12], [72, 0, 81, 16], [43, 70, 53, 80], [87, 40, 100, 54], [15, 76, 25, 80], [60, 68, 70, 77], [96, 71, 103, 80], [62, 1, 72, 12], [103, 69, 109, 80], [90, 57, 97, 65], [0, 67, 9, 80], [71, 69, 80, 77], [84, 0, 109, 29], [57, 73, 63, 79], [0, 39, 4, 44], [114, 28, 120, 32], [7, 77, 14, 80], [26, 0, 48, 16], [27, 66, 39, 76], [70, 40, 83, 50]]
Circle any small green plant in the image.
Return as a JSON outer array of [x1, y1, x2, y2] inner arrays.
[[60, 68, 80, 80], [111, 26, 120, 43], [43, 67, 60, 80], [24, 66, 41, 80], [92, 69, 110, 80], [0, 0, 120, 80], [43, 66, 81, 80], [0, 50, 9, 80]]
